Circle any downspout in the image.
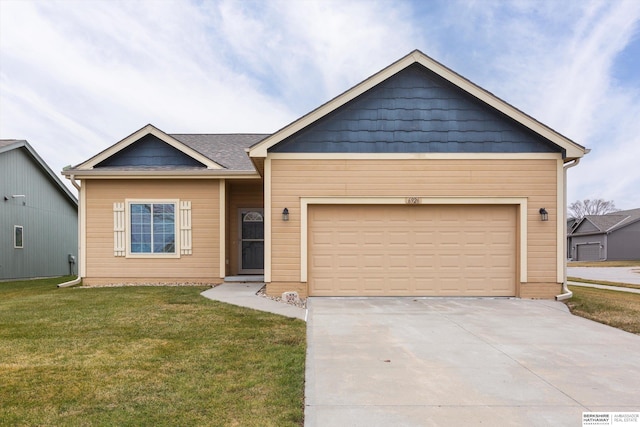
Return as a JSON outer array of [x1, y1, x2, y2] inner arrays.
[[58, 276, 81, 288], [59, 175, 83, 288], [69, 174, 81, 192], [556, 158, 580, 301]]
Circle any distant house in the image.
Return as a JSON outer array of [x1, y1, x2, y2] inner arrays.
[[1, 140, 78, 280], [568, 208, 640, 261], [63, 50, 588, 299]]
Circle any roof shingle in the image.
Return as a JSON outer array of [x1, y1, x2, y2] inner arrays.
[[171, 134, 268, 171], [575, 208, 640, 234]]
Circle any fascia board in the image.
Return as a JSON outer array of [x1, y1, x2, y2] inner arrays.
[[75, 124, 223, 170], [62, 170, 260, 179]]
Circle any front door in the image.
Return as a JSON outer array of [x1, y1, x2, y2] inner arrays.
[[239, 209, 264, 273]]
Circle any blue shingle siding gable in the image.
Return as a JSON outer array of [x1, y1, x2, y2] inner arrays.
[[270, 64, 561, 154], [95, 134, 206, 168]]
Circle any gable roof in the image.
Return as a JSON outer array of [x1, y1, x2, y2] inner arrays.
[[71, 124, 224, 171], [0, 139, 78, 206], [249, 50, 588, 161], [63, 125, 268, 178], [571, 208, 640, 235]]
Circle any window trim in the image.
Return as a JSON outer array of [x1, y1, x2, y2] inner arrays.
[[14, 225, 24, 249], [125, 199, 180, 259]]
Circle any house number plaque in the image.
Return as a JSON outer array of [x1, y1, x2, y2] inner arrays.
[[406, 197, 420, 205]]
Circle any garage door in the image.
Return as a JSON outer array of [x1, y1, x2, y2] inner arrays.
[[576, 244, 600, 261], [308, 204, 516, 296]]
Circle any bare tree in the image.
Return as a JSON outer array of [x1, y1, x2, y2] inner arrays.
[[568, 199, 619, 219]]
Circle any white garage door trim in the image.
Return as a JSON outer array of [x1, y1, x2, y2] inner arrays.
[[300, 197, 528, 283]]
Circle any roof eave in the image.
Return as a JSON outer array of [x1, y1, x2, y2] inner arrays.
[[62, 169, 260, 179]]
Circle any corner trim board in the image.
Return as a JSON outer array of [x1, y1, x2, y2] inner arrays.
[[264, 158, 272, 282], [219, 180, 226, 278]]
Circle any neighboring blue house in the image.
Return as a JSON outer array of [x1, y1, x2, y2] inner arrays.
[[1, 140, 78, 280]]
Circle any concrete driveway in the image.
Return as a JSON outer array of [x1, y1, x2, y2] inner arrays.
[[305, 298, 640, 426]]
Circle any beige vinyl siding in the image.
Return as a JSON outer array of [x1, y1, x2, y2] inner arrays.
[[84, 179, 220, 283], [269, 158, 558, 296], [227, 181, 264, 275]]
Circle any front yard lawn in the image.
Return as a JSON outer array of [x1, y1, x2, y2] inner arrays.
[[566, 285, 640, 335], [0, 277, 306, 426]]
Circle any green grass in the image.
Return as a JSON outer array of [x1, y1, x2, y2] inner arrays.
[[0, 277, 306, 426], [565, 285, 640, 335]]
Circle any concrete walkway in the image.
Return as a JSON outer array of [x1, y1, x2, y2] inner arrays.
[[201, 282, 307, 321], [568, 281, 640, 294], [305, 298, 640, 426], [568, 266, 640, 285]]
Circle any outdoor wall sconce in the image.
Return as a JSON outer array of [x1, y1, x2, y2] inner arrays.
[[539, 208, 549, 221], [282, 208, 289, 221]]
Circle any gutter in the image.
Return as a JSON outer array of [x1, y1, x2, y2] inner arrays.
[[58, 276, 81, 288], [62, 169, 260, 179], [556, 158, 581, 301]]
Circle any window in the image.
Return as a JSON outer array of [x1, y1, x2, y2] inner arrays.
[[114, 200, 191, 258], [130, 203, 176, 254], [14, 225, 23, 249]]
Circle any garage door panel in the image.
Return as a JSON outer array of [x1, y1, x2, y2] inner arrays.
[[387, 277, 409, 291], [338, 232, 359, 245], [311, 230, 334, 245], [490, 254, 514, 268], [389, 255, 409, 268], [309, 204, 516, 296], [466, 254, 486, 267], [363, 231, 384, 245], [311, 254, 333, 268], [338, 255, 359, 268], [388, 231, 411, 245], [363, 255, 385, 268]]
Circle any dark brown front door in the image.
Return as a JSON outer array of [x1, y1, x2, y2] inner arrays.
[[239, 209, 264, 273]]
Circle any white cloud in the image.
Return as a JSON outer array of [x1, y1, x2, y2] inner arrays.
[[416, 0, 640, 209], [215, 0, 423, 111], [1, 0, 639, 209]]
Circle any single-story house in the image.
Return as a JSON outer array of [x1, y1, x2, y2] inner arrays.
[[568, 208, 640, 261], [1, 139, 78, 280], [62, 50, 588, 298]]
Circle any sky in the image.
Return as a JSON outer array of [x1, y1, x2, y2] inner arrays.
[[1, 0, 639, 209]]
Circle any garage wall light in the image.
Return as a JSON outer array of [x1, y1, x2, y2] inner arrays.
[[282, 208, 289, 221], [539, 208, 549, 221]]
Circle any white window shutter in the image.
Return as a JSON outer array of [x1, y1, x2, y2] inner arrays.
[[180, 201, 192, 255], [113, 202, 125, 256]]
